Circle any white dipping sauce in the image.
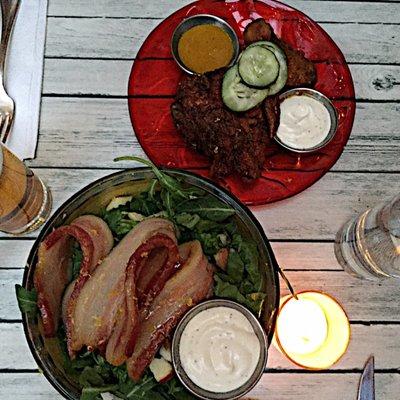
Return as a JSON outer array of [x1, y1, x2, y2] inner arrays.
[[277, 95, 331, 150], [179, 306, 260, 393]]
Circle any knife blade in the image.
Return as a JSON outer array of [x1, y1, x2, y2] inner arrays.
[[357, 356, 375, 400]]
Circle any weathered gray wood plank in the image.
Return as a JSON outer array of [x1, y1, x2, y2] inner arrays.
[[277, 271, 400, 322], [252, 172, 400, 240], [0, 168, 394, 241], [248, 373, 400, 400], [4, 268, 400, 320], [43, 58, 400, 101], [0, 241, 33, 269], [271, 242, 340, 270], [47, 0, 400, 24], [43, 59, 132, 96], [44, 18, 400, 63], [27, 98, 400, 172], [1, 372, 399, 400], [31, 98, 145, 168], [2, 322, 399, 370], [0, 240, 338, 271], [45, 18, 160, 59]]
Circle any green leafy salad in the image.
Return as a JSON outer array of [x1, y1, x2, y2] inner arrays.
[[16, 157, 267, 400]]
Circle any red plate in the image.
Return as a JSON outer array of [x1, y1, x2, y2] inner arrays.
[[128, 0, 355, 205]]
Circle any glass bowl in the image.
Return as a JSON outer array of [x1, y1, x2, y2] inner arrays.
[[20, 168, 280, 399]]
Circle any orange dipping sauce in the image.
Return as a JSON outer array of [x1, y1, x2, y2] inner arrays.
[[178, 24, 234, 74]]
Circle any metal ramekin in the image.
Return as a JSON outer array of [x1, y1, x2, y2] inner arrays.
[[274, 88, 339, 153], [171, 14, 240, 75], [172, 299, 268, 400]]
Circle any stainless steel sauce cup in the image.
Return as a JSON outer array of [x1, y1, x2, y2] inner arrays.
[[172, 299, 268, 400], [274, 88, 339, 153], [171, 14, 240, 75]]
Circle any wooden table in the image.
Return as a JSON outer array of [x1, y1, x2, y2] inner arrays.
[[1, 1, 399, 399]]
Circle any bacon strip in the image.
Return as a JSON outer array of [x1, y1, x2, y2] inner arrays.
[[105, 233, 179, 366], [127, 240, 214, 381], [67, 218, 177, 360], [71, 215, 114, 271], [62, 216, 115, 325], [34, 215, 113, 337]]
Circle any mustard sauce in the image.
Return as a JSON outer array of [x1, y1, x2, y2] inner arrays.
[[178, 24, 233, 74]]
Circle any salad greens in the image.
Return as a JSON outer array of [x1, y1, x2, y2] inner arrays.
[[15, 284, 37, 315], [16, 157, 268, 400], [58, 328, 195, 400]]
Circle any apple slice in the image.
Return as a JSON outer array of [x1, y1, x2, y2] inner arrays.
[[214, 248, 229, 270], [149, 357, 173, 383], [101, 393, 119, 400], [160, 340, 172, 362]]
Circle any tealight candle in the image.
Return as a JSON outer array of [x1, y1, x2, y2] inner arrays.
[[273, 291, 350, 370]]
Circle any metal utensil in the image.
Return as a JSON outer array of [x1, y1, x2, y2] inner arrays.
[[0, 0, 20, 143], [358, 356, 375, 400]]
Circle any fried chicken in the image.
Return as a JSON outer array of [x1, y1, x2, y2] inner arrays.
[[171, 71, 269, 180]]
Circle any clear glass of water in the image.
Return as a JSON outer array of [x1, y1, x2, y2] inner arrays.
[[335, 194, 400, 280]]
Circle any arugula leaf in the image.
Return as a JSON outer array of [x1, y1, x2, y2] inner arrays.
[[81, 385, 119, 400], [239, 240, 263, 291], [176, 196, 235, 222], [148, 179, 158, 201], [214, 276, 265, 315], [160, 189, 175, 217], [15, 284, 37, 315], [114, 157, 189, 200], [102, 209, 138, 238], [157, 377, 196, 399], [231, 233, 243, 250], [214, 275, 248, 303], [193, 232, 223, 256], [175, 213, 200, 229], [80, 366, 106, 387], [193, 219, 220, 233], [240, 279, 256, 294], [246, 292, 267, 315], [118, 373, 158, 399], [130, 191, 161, 216], [226, 251, 244, 283], [71, 244, 83, 280]]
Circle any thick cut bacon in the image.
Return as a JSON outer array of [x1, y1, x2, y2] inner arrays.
[[136, 247, 168, 306], [67, 218, 177, 360], [34, 215, 113, 337], [71, 215, 114, 271], [62, 216, 114, 324], [105, 233, 179, 366], [127, 240, 214, 381]]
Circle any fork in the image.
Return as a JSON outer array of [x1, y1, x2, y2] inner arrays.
[[0, 0, 19, 143]]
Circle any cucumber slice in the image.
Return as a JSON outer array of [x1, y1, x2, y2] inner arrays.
[[222, 65, 268, 112], [238, 45, 279, 87], [248, 41, 288, 95]]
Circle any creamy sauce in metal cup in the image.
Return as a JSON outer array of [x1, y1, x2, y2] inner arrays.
[[277, 95, 331, 150], [179, 306, 260, 393]]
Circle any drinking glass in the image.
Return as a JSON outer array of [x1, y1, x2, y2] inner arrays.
[[0, 144, 52, 234], [334, 194, 400, 280]]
